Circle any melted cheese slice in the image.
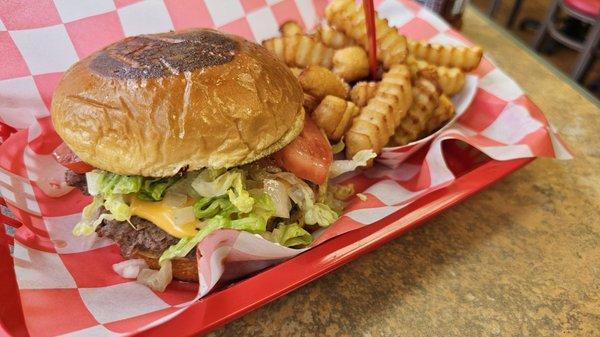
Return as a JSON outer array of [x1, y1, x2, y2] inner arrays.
[[130, 197, 198, 238]]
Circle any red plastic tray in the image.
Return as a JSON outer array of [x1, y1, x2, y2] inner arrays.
[[0, 141, 533, 337]]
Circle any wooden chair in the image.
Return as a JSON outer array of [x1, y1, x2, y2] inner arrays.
[[533, 0, 600, 81]]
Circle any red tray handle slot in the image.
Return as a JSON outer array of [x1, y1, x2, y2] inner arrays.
[[0, 198, 29, 337]]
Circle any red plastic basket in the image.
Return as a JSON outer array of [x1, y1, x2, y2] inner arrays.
[[1, 201, 28, 337], [0, 123, 27, 337], [0, 122, 27, 336], [0, 132, 533, 336]]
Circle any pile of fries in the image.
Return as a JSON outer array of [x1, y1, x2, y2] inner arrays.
[[262, 0, 483, 159]]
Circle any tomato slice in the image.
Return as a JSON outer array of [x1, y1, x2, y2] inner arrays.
[[52, 143, 95, 174], [274, 116, 333, 185]]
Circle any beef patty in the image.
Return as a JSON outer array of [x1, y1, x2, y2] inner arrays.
[[96, 213, 184, 258], [65, 170, 88, 194]]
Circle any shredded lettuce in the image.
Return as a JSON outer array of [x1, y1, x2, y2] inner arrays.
[[267, 223, 313, 247], [86, 169, 180, 201], [230, 192, 275, 233], [73, 196, 112, 236], [274, 172, 339, 228], [137, 176, 180, 201], [229, 215, 266, 233], [73, 194, 134, 236], [84, 162, 354, 271], [191, 169, 255, 213], [85, 170, 142, 196], [85, 171, 105, 196], [331, 138, 345, 154], [304, 203, 338, 227], [191, 169, 235, 198], [329, 149, 377, 179], [163, 192, 276, 262], [103, 195, 131, 221], [193, 196, 236, 219], [137, 260, 172, 292], [250, 192, 275, 223], [274, 172, 314, 208], [263, 179, 291, 218], [159, 215, 228, 263], [111, 175, 143, 195], [228, 174, 254, 213], [76, 170, 158, 236], [167, 171, 201, 198]]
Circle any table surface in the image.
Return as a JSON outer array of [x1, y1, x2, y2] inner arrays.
[[208, 7, 600, 337]]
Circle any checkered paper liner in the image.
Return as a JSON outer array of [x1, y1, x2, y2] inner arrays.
[[0, 0, 572, 336]]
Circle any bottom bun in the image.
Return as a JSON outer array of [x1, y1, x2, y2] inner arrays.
[[133, 250, 199, 282]]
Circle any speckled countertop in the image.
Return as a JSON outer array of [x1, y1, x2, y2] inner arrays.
[[208, 7, 600, 337]]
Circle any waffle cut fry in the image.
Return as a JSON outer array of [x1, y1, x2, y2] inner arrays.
[[436, 66, 465, 96], [393, 78, 440, 146], [299, 65, 349, 100], [349, 81, 379, 107], [325, 0, 408, 68], [345, 65, 412, 158], [262, 35, 335, 68], [314, 24, 356, 49], [426, 94, 455, 134], [280, 21, 303, 36], [406, 56, 438, 83], [332, 46, 369, 82], [406, 56, 465, 96], [313, 95, 360, 141], [408, 39, 483, 72]]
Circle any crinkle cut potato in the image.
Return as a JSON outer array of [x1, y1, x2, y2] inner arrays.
[[261, 0, 483, 157]]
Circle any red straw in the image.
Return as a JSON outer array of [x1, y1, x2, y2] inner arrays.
[[362, 0, 378, 79]]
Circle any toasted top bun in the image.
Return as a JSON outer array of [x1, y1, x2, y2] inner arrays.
[[51, 29, 304, 177]]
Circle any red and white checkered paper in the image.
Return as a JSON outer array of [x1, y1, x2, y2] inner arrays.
[[0, 0, 571, 336]]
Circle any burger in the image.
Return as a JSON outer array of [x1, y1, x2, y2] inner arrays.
[[51, 29, 374, 290]]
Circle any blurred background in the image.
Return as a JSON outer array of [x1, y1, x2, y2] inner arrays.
[[422, 0, 600, 99]]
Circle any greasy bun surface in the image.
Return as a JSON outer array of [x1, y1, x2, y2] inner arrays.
[[51, 29, 304, 177]]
